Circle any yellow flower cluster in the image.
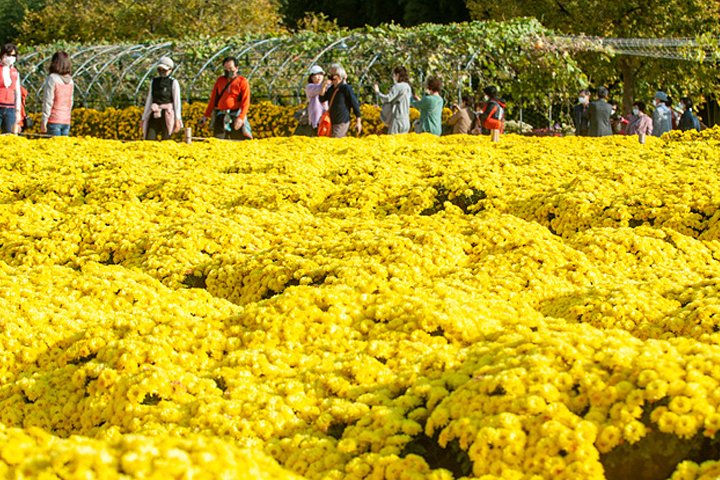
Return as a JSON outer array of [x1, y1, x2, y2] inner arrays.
[[1, 128, 720, 479], [0, 424, 302, 479]]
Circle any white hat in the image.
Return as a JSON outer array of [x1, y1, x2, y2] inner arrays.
[[157, 56, 174, 70], [309, 65, 324, 75]]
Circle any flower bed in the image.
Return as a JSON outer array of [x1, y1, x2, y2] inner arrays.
[[1, 129, 720, 479]]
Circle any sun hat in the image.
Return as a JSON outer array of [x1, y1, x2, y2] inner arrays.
[[157, 56, 174, 70], [654, 91, 668, 102], [309, 65, 324, 75]]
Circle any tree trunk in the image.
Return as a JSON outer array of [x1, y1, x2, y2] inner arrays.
[[619, 57, 635, 115]]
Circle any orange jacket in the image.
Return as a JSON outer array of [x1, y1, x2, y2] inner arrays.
[[204, 75, 250, 120]]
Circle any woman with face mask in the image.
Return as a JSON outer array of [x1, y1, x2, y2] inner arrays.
[[625, 101, 652, 137], [0, 43, 21, 134], [304, 65, 327, 136], [142, 56, 183, 140], [41, 51, 74, 137], [373, 66, 412, 134]]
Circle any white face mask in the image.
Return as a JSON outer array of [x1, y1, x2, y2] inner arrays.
[[632, 107, 639, 115], [2, 56, 16, 66], [484, 95, 490, 102], [578, 97, 586, 104]]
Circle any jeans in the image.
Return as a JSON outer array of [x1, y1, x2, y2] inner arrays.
[[0, 107, 16, 134], [47, 123, 70, 136]]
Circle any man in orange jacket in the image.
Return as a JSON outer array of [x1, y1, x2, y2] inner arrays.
[[201, 56, 252, 140]]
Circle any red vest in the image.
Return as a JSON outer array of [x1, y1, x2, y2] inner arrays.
[[0, 67, 19, 108], [48, 80, 74, 125]]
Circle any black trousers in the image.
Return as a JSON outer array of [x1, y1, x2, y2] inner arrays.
[[146, 112, 171, 140]]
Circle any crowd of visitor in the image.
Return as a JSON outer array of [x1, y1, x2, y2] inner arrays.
[[0, 41, 705, 140], [573, 86, 703, 141]]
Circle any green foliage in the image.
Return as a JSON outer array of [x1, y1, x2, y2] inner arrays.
[[296, 12, 343, 33], [18, 20, 585, 112], [466, 0, 720, 111], [280, 0, 469, 29], [16, 0, 284, 45]]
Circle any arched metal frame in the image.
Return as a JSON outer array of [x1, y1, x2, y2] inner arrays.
[[16, 35, 716, 112]]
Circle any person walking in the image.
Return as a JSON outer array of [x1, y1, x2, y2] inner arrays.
[[588, 86, 613, 137], [678, 97, 700, 132], [373, 66, 412, 134], [652, 91, 672, 137], [142, 56, 182, 140], [304, 65, 327, 135], [202, 56, 252, 140], [319, 65, 362, 138], [40, 51, 74, 137], [447, 95, 473, 135], [411, 77, 444, 136], [572, 89, 590, 136], [0, 43, 21, 134]]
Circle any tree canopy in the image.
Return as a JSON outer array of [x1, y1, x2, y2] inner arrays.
[[280, 0, 470, 29], [466, 0, 720, 111], [4, 0, 283, 45]]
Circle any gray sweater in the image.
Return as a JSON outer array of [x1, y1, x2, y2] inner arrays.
[[377, 81, 411, 134]]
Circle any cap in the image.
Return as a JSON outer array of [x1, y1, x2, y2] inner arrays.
[[309, 65, 324, 75], [157, 56, 174, 70], [654, 91, 668, 102]]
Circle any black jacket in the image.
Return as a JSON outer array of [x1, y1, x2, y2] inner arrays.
[[678, 109, 698, 132], [573, 103, 589, 136], [319, 83, 361, 125]]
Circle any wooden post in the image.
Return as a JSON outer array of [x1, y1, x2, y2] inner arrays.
[[638, 133, 646, 145], [491, 129, 500, 142], [184, 127, 192, 144]]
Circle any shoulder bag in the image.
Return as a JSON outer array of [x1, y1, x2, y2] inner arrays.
[[317, 87, 340, 137]]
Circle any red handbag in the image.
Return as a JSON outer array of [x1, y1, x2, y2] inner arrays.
[[317, 87, 339, 137], [317, 111, 332, 137]]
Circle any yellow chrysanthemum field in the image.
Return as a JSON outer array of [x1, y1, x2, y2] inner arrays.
[[1, 128, 720, 480]]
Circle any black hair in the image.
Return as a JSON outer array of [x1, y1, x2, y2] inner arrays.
[[1, 43, 17, 57], [681, 97, 693, 109], [483, 85, 498, 98], [222, 56, 238, 67], [597, 86, 609, 99], [633, 101, 646, 113]]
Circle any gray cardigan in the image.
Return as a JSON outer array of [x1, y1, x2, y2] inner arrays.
[[377, 81, 411, 134]]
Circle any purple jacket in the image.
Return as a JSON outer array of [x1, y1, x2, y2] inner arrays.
[[305, 83, 327, 128]]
